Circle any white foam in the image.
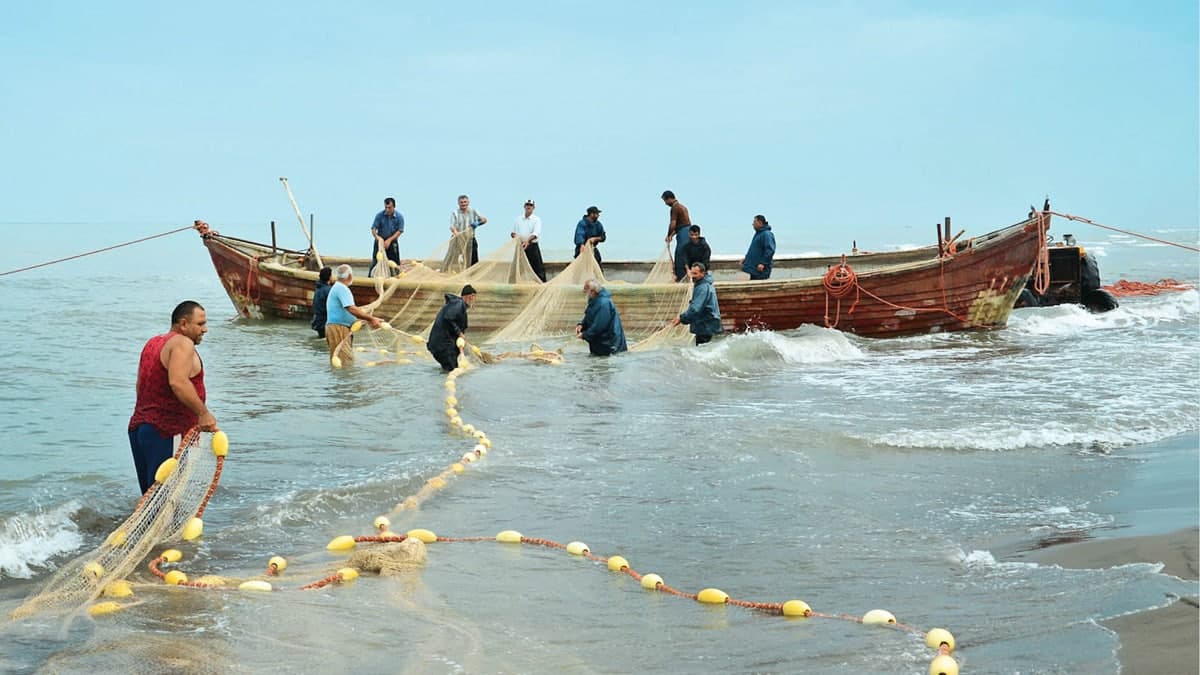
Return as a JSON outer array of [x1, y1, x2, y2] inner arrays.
[[684, 328, 865, 372], [1009, 289, 1199, 337], [0, 501, 83, 579], [865, 421, 1189, 452]]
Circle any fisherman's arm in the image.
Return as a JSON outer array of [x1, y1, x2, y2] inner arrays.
[[166, 338, 218, 431]]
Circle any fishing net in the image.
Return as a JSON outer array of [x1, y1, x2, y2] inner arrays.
[[329, 237, 701, 366], [11, 430, 223, 619]]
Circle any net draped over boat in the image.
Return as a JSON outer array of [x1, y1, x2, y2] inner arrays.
[[12, 432, 220, 619], [337, 236, 696, 362]]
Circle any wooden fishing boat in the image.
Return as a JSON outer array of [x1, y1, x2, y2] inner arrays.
[[196, 213, 1047, 339]]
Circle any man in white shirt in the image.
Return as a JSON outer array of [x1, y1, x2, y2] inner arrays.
[[511, 199, 547, 282]]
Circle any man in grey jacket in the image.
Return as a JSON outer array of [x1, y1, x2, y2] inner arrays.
[[670, 262, 723, 345]]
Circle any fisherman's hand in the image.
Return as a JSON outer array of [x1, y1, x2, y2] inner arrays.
[[669, 317, 681, 327], [198, 412, 218, 432], [757, 264, 765, 272], [368, 317, 383, 329], [511, 232, 517, 238], [575, 324, 583, 338], [665, 234, 672, 243]]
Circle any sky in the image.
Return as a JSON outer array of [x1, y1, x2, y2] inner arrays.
[[1, 0, 1197, 264]]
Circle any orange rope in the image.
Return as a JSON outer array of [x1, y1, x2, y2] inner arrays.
[[1032, 211, 1051, 295], [1047, 210, 1200, 252], [1103, 278, 1194, 296], [194, 455, 224, 518], [822, 257, 860, 328]]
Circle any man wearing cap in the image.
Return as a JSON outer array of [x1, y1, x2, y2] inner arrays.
[[574, 206, 607, 267], [427, 285, 478, 371], [512, 200, 547, 282], [661, 191, 693, 282]]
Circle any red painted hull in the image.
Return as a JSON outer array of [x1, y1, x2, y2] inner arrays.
[[200, 216, 1042, 338]]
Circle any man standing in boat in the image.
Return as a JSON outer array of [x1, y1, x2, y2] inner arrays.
[[427, 285, 478, 371], [670, 262, 723, 345], [128, 301, 218, 494], [370, 197, 404, 275], [576, 279, 627, 356], [512, 199, 547, 282], [325, 264, 382, 365], [740, 215, 776, 280], [682, 225, 711, 271], [449, 194, 487, 267], [661, 190, 693, 282], [574, 206, 607, 268]]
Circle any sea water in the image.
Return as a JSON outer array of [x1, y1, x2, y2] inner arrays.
[[0, 226, 1196, 674]]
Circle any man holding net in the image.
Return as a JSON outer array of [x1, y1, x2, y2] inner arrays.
[[370, 197, 404, 275], [326, 264, 382, 364], [576, 279, 627, 356], [427, 285, 478, 371], [670, 262, 723, 345], [128, 301, 219, 494]]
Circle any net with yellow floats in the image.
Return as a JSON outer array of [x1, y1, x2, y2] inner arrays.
[[11, 429, 229, 620]]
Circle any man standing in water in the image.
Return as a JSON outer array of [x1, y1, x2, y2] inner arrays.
[[576, 279, 627, 356], [326, 264, 382, 365], [449, 194, 487, 267], [661, 190, 693, 282], [427, 284, 478, 371], [128, 301, 218, 494], [670, 262, 723, 345]]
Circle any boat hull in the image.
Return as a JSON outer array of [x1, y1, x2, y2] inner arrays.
[[200, 216, 1042, 339]]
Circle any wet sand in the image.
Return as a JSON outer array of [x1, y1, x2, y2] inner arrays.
[[1032, 528, 1199, 674]]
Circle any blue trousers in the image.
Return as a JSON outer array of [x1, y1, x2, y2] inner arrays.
[[673, 230, 690, 281], [129, 424, 174, 494]]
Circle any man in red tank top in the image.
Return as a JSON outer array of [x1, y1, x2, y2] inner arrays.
[[128, 301, 219, 494]]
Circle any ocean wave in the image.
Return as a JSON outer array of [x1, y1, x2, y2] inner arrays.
[[859, 421, 1194, 452], [1010, 290, 1198, 337], [682, 327, 864, 373], [0, 501, 83, 580]]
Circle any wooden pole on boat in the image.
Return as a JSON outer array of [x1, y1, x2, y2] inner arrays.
[[270, 221, 277, 255], [944, 217, 951, 245], [279, 177, 324, 268], [937, 223, 944, 257]]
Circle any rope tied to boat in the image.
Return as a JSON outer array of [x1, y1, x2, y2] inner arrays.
[[1047, 210, 1199, 252], [0, 224, 196, 277], [822, 256, 860, 329]]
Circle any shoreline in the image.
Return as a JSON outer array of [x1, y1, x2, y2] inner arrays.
[[1010, 432, 1200, 673], [1028, 528, 1199, 674]]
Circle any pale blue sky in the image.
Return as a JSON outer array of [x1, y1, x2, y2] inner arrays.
[[1, 1, 1196, 262]]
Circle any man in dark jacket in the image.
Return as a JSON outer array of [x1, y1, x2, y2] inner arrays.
[[427, 285, 477, 371], [576, 279, 628, 356], [670, 262, 723, 344], [311, 267, 333, 338], [740, 215, 776, 280], [681, 225, 711, 271]]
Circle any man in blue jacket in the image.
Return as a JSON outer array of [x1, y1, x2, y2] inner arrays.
[[576, 279, 627, 356], [740, 214, 776, 280], [311, 266, 333, 338], [671, 262, 723, 345], [574, 206, 607, 268], [427, 285, 477, 371]]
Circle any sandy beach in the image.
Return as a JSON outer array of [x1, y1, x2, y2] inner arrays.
[[1031, 528, 1198, 674]]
